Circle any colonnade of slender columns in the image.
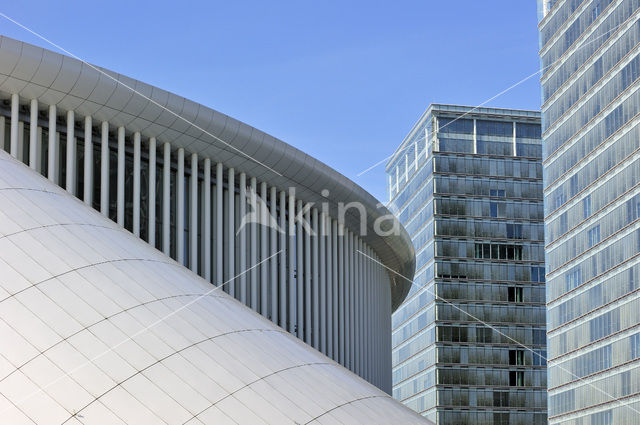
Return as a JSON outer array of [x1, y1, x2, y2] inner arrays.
[[1, 94, 395, 393]]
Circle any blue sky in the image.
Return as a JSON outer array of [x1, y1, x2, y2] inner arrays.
[[1, 1, 541, 202]]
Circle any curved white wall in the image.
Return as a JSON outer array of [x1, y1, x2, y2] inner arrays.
[[0, 151, 430, 424], [0, 36, 412, 392]]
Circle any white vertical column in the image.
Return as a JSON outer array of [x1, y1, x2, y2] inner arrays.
[[176, 148, 185, 265], [296, 199, 304, 339], [375, 255, 382, 385], [260, 181, 268, 316], [269, 186, 278, 320], [250, 177, 258, 310], [48, 105, 57, 182], [363, 245, 369, 381], [17, 121, 24, 164], [66, 110, 75, 194], [203, 158, 211, 281], [357, 238, 364, 376], [353, 234, 359, 373], [353, 235, 359, 374], [162, 142, 171, 255], [238, 173, 247, 304], [346, 230, 353, 369], [10, 93, 19, 158], [325, 215, 332, 357], [279, 190, 287, 328], [343, 229, 349, 368], [148, 137, 156, 247], [29, 99, 38, 169], [332, 219, 339, 361], [372, 259, 378, 387], [56, 133, 61, 181], [338, 223, 346, 365], [133, 132, 141, 237], [100, 121, 109, 215], [368, 246, 374, 382], [227, 168, 235, 297], [189, 152, 198, 272], [312, 208, 319, 350], [116, 126, 125, 226], [304, 206, 311, 344], [385, 276, 392, 392], [370, 248, 375, 385], [288, 190, 296, 334], [36, 127, 42, 173], [83, 116, 93, 204], [216, 162, 223, 286]]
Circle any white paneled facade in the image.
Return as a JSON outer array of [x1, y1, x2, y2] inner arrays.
[[0, 151, 429, 424]]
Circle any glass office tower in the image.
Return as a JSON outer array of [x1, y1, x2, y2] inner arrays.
[[538, 1, 640, 424], [387, 104, 547, 424]]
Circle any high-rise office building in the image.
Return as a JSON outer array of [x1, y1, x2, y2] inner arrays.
[[538, 1, 640, 423], [387, 104, 547, 424]]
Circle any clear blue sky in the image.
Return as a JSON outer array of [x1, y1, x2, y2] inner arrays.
[[1, 1, 541, 202]]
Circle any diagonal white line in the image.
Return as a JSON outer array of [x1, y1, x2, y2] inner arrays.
[[357, 249, 640, 418], [0, 11, 283, 177], [360, 21, 626, 177], [1, 250, 282, 416]]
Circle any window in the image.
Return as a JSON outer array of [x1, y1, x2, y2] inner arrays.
[[588, 224, 601, 248], [592, 4, 601, 20], [508, 287, 523, 303], [625, 195, 640, 224], [531, 267, 538, 282], [515, 122, 541, 139], [621, 371, 631, 396], [438, 117, 473, 134], [493, 412, 510, 425], [506, 223, 523, 239], [493, 391, 509, 407], [532, 349, 547, 366], [565, 266, 581, 290], [632, 333, 640, 360], [490, 189, 506, 197], [591, 409, 612, 425], [509, 371, 524, 386], [532, 266, 545, 282], [583, 195, 591, 219], [559, 212, 568, 234], [490, 202, 498, 217], [476, 120, 513, 137], [476, 327, 492, 343], [509, 349, 525, 365], [533, 329, 546, 345], [475, 243, 523, 260]]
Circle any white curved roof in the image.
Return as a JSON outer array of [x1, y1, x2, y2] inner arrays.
[[0, 151, 430, 424], [0, 35, 414, 311]]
